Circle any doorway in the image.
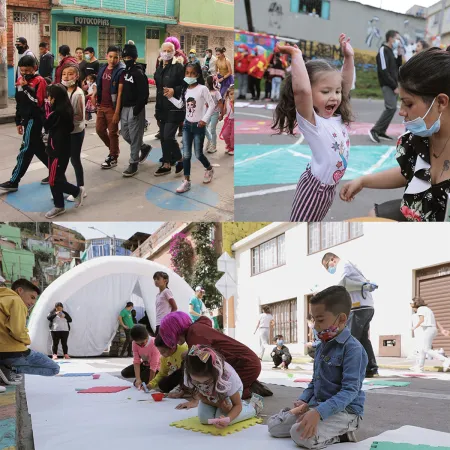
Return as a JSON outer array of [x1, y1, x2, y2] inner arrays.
[[13, 11, 40, 69], [145, 28, 160, 75], [57, 25, 82, 55]]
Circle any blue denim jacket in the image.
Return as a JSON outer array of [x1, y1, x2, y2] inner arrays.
[[299, 327, 368, 421]]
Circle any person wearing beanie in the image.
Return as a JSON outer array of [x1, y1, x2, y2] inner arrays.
[[120, 40, 151, 177]]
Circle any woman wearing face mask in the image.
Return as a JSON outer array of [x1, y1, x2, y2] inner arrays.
[[215, 47, 234, 98], [341, 48, 450, 222], [271, 335, 292, 370], [54, 45, 78, 84], [153, 42, 185, 176]]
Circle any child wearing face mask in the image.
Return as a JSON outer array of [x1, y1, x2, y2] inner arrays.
[[271, 335, 292, 369], [166, 63, 216, 194], [273, 34, 355, 221], [59, 65, 87, 203], [85, 74, 97, 122], [342, 48, 450, 222], [268, 286, 367, 447]]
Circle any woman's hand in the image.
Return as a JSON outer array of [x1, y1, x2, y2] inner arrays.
[[275, 44, 301, 56], [135, 378, 143, 390], [163, 87, 174, 98], [175, 399, 199, 410], [198, 121, 206, 128], [112, 113, 120, 125], [339, 33, 354, 58], [340, 178, 364, 202], [218, 398, 232, 413]]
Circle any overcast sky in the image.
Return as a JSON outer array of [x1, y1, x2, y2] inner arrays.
[[54, 222, 163, 240], [350, 0, 440, 13]]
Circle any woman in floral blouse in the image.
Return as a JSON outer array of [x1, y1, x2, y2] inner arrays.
[[340, 48, 450, 222]]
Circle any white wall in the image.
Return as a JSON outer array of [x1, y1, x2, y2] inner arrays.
[[234, 223, 450, 359]]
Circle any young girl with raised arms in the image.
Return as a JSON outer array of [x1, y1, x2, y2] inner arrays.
[[180, 345, 263, 429], [272, 34, 355, 221]]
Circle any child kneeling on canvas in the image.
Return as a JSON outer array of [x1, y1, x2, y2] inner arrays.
[[178, 345, 264, 429], [148, 334, 189, 397], [121, 325, 159, 388], [268, 286, 367, 447]]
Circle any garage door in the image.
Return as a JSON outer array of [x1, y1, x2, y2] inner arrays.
[[418, 273, 450, 355], [13, 12, 40, 69]]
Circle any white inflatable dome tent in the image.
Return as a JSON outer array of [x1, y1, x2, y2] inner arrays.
[[28, 256, 194, 357]]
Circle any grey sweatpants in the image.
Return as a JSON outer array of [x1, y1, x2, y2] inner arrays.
[[372, 85, 398, 134], [121, 106, 146, 164], [259, 328, 270, 359], [267, 407, 360, 449]]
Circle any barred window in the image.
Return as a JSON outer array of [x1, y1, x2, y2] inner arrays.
[[308, 223, 363, 255], [98, 27, 125, 57], [263, 299, 297, 344], [252, 234, 285, 275]]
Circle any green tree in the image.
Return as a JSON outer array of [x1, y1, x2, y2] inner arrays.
[[191, 223, 222, 309]]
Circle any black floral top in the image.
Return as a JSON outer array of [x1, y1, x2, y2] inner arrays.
[[396, 132, 450, 222]]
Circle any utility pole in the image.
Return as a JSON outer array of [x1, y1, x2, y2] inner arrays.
[[0, 0, 7, 109], [244, 0, 254, 32], [112, 234, 116, 256]]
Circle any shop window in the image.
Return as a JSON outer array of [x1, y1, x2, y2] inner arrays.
[[146, 29, 160, 40], [263, 299, 297, 344], [308, 223, 363, 255], [251, 233, 286, 275], [98, 27, 125, 57], [191, 35, 209, 55], [13, 12, 38, 24]]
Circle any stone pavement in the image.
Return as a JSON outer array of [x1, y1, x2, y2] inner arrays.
[[0, 101, 234, 222], [0, 385, 17, 449]]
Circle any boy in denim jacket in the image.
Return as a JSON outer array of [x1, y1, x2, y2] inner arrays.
[[268, 286, 368, 448]]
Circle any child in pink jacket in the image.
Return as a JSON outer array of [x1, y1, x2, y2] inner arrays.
[[120, 324, 160, 388]]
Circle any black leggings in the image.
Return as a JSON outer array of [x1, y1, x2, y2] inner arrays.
[[121, 363, 152, 384], [158, 368, 183, 393], [70, 130, 85, 186], [248, 75, 261, 100], [51, 330, 69, 355]]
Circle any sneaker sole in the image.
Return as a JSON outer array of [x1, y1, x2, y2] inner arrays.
[[45, 209, 66, 219], [378, 136, 394, 141], [41, 181, 49, 185], [0, 369, 22, 386], [122, 171, 138, 177], [207, 150, 217, 153], [0, 188, 18, 192], [101, 164, 118, 170], [176, 188, 191, 194], [154, 172, 171, 177], [368, 130, 380, 143]]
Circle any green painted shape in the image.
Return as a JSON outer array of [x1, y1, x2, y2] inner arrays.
[[0, 225, 21, 247], [364, 381, 410, 387], [179, 0, 233, 28], [0, 417, 16, 449], [371, 442, 450, 450], [0, 248, 35, 283]]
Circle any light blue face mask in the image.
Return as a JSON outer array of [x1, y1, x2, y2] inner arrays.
[[403, 97, 441, 137], [184, 76, 198, 85], [328, 266, 337, 274], [392, 40, 399, 50]]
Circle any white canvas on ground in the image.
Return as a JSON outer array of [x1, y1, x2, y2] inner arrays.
[[28, 256, 194, 356]]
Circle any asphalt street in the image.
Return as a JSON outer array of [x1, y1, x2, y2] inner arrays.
[[235, 98, 405, 221]]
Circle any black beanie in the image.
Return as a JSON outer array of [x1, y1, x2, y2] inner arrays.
[[123, 40, 138, 59]]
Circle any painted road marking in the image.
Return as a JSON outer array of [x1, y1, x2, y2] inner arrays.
[[366, 389, 450, 401], [364, 146, 397, 174], [235, 185, 297, 199]]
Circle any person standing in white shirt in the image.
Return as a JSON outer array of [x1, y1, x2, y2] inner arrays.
[[254, 305, 275, 360], [322, 252, 379, 377], [411, 297, 450, 373]]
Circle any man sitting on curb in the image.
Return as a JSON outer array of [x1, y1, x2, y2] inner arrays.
[[0, 279, 60, 385]]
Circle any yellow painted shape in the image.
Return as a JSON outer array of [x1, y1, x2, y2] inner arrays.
[[0, 389, 16, 407], [170, 416, 263, 436]]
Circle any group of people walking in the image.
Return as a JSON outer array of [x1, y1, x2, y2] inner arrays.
[[0, 35, 234, 216]]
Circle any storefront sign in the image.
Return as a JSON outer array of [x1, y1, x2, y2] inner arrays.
[[74, 17, 110, 27]]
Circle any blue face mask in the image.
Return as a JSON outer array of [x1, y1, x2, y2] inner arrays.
[[403, 97, 441, 137], [184, 76, 198, 85], [392, 40, 399, 50], [277, 340, 284, 346], [328, 266, 337, 274]]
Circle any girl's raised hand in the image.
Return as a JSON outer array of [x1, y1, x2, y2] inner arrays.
[[276, 44, 301, 56], [339, 34, 354, 58]]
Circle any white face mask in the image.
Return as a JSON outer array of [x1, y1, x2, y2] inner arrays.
[[160, 51, 174, 61], [62, 79, 76, 88]]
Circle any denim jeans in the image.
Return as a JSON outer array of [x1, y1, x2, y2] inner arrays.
[[236, 72, 248, 98], [182, 120, 211, 177], [205, 111, 220, 147], [271, 77, 282, 101], [197, 389, 256, 425], [0, 350, 60, 376]]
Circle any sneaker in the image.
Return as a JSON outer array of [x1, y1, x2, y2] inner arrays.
[[101, 155, 118, 169], [249, 393, 264, 415], [122, 163, 139, 177], [365, 370, 379, 378], [41, 176, 49, 185], [176, 180, 191, 193], [139, 144, 152, 163], [228, 149, 234, 156], [0, 181, 19, 192], [175, 161, 184, 176], [272, 366, 280, 369], [158, 157, 177, 166], [64, 354, 70, 360], [67, 188, 87, 202], [368, 129, 381, 143], [154, 165, 171, 177], [45, 207, 66, 219], [203, 167, 214, 184], [339, 431, 357, 443], [52, 354, 58, 360], [207, 145, 217, 154], [378, 132, 394, 141], [443, 359, 450, 372], [0, 366, 22, 385], [74, 186, 86, 207], [409, 366, 424, 373]]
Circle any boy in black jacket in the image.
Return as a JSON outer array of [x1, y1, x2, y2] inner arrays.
[[120, 40, 151, 177], [0, 56, 49, 193]]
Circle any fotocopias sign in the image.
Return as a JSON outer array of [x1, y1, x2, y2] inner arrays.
[[74, 17, 111, 27]]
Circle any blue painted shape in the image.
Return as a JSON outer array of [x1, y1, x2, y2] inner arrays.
[[4, 182, 76, 213], [145, 181, 219, 211], [56, 361, 70, 364], [145, 147, 197, 163], [0, 417, 16, 449], [60, 373, 94, 377], [234, 144, 398, 187], [8, 67, 15, 97]]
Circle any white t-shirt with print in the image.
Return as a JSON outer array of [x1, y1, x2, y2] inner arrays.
[[169, 84, 215, 124], [296, 110, 350, 186], [259, 313, 273, 328], [155, 288, 174, 326], [209, 90, 222, 113], [417, 306, 436, 328]]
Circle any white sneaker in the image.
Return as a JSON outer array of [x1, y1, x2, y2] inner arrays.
[[409, 366, 424, 373], [67, 188, 87, 202], [0, 386, 6, 393], [74, 186, 86, 207], [207, 145, 217, 153], [176, 180, 191, 193], [203, 167, 214, 184], [443, 359, 450, 372]]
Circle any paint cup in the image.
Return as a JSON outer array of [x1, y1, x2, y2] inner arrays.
[[92, 374, 100, 379], [151, 392, 164, 402]]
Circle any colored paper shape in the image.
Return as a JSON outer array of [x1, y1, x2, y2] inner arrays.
[[170, 416, 263, 436], [371, 441, 450, 450], [77, 386, 131, 394], [364, 381, 410, 387], [59, 373, 94, 377], [294, 378, 313, 383]]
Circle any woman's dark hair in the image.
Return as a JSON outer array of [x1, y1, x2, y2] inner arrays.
[[47, 84, 74, 120], [126, 301, 134, 308], [411, 296, 427, 309], [153, 271, 169, 286], [59, 45, 71, 57], [272, 60, 353, 135], [262, 305, 271, 314], [154, 333, 169, 349], [130, 324, 148, 341], [215, 47, 226, 54], [185, 62, 205, 85], [55, 302, 63, 308], [399, 47, 450, 105], [417, 39, 430, 50]]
